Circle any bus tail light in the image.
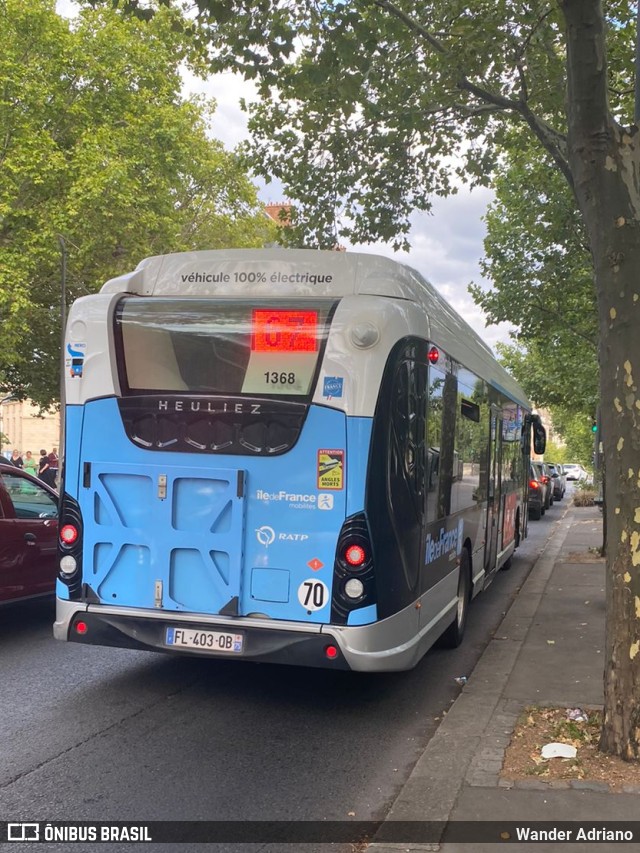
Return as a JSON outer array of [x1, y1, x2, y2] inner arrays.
[[344, 543, 366, 567], [58, 492, 84, 597], [324, 644, 339, 660], [331, 513, 376, 624], [60, 524, 78, 545]]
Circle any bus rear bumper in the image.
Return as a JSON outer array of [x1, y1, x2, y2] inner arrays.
[[54, 599, 352, 670], [54, 597, 451, 672]]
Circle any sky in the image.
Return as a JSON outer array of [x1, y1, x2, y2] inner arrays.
[[57, 0, 515, 353]]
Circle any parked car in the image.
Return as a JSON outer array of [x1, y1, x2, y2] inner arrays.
[[564, 463, 589, 481], [547, 463, 566, 501], [532, 460, 553, 510], [528, 462, 545, 520], [0, 461, 58, 604]]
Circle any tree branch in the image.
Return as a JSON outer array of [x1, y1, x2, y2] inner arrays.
[[372, 0, 447, 55], [373, 0, 572, 184], [515, 7, 556, 64], [519, 102, 573, 189]]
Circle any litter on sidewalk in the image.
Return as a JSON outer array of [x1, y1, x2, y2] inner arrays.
[[566, 708, 589, 722], [541, 742, 578, 759]]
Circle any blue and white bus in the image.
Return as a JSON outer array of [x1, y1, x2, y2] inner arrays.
[[54, 249, 545, 671]]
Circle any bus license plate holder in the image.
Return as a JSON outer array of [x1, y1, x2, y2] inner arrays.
[[165, 627, 244, 653]]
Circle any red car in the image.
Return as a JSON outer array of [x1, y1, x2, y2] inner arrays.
[[0, 461, 58, 604]]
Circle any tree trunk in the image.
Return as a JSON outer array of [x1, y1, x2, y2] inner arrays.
[[561, 0, 640, 759]]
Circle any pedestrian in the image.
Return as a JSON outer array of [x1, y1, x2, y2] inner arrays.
[[23, 450, 38, 477], [38, 449, 52, 485], [10, 449, 23, 468], [48, 446, 59, 486]]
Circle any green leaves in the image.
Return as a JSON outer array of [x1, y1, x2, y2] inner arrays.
[[140, 0, 577, 246], [0, 0, 275, 407], [470, 131, 597, 420]]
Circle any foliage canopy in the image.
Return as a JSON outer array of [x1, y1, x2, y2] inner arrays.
[[475, 135, 598, 417], [0, 0, 275, 408]]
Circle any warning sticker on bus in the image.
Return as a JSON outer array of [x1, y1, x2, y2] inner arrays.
[[317, 449, 344, 490]]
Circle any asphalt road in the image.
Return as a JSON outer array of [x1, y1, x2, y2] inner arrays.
[[0, 502, 565, 852]]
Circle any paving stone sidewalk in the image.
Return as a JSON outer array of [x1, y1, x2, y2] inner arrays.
[[368, 504, 640, 853]]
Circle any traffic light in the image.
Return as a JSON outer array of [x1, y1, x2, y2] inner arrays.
[[591, 416, 597, 433]]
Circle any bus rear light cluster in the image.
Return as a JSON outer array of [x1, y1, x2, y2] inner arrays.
[[331, 513, 376, 624], [75, 620, 88, 635], [58, 493, 84, 596]]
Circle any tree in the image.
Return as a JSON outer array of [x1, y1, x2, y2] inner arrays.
[[471, 137, 599, 415], [0, 0, 275, 408], [495, 340, 598, 466], [495, 334, 598, 417], [473, 140, 599, 465], [81, 0, 640, 759], [549, 408, 598, 468]]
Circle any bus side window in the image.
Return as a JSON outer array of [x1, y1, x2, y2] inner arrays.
[[452, 370, 489, 512], [391, 351, 427, 515], [501, 404, 523, 487], [426, 363, 457, 523]]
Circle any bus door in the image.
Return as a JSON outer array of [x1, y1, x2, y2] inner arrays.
[[78, 460, 247, 615], [484, 409, 500, 579]]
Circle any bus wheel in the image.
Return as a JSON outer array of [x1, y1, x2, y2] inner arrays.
[[439, 549, 471, 649]]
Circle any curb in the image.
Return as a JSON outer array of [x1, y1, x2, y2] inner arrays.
[[367, 508, 573, 852]]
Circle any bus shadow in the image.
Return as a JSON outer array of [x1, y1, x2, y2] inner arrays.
[[0, 597, 56, 642]]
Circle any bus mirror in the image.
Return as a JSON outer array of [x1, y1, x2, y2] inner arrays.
[[533, 422, 546, 455]]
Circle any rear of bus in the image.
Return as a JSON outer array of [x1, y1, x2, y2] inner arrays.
[[54, 250, 406, 670]]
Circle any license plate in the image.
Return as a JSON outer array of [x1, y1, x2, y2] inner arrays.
[[165, 627, 243, 653]]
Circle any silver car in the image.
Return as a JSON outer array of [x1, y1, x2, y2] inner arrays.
[[531, 461, 553, 509], [547, 463, 566, 500]]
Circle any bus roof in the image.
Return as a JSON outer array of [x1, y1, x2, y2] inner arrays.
[[100, 248, 529, 409]]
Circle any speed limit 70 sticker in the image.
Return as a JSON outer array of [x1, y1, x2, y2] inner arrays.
[[297, 579, 329, 612]]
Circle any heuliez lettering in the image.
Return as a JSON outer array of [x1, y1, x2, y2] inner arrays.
[[157, 400, 261, 414]]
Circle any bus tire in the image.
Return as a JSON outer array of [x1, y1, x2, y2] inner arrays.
[[439, 548, 471, 649]]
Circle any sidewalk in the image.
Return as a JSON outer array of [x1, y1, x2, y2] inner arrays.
[[369, 503, 640, 852]]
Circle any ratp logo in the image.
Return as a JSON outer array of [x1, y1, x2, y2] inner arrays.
[[256, 526, 275, 546], [8, 824, 40, 842]]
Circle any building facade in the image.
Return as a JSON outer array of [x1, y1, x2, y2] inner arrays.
[[0, 399, 61, 461]]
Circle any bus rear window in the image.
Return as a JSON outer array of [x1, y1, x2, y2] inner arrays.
[[114, 298, 336, 397]]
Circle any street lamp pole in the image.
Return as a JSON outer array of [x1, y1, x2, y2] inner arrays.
[[58, 236, 67, 482]]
